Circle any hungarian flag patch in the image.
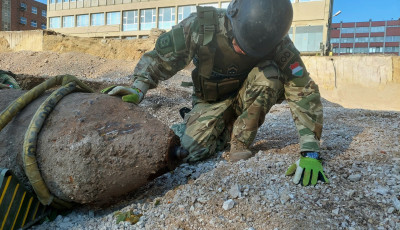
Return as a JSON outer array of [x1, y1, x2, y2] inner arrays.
[[290, 62, 304, 77]]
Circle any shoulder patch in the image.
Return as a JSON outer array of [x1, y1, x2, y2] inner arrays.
[[155, 27, 187, 56]]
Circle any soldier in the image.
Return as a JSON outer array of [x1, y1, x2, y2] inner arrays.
[[103, 0, 329, 186]]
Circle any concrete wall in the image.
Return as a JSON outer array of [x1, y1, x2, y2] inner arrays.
[[0, 30, 44, 51], [303, 56, 400, 111]]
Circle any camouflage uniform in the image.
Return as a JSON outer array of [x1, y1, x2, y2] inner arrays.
[[132, 8, 323, 163], [0, 70, 20, 89]]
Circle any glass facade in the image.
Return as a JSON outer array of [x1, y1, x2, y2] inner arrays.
[[77, 14, 89, 27], [178, 5, 196, 23], [63, 16, 75, 28], [107, 12, 121, 25], [158, 7, 176, 30], [341, 27, 355, 34], [294, 25, 323, 52], [123, 10, 139, 31], [49, 17, 61, 28], [91, 13, 105, 26], [140, 9, 156, 30]]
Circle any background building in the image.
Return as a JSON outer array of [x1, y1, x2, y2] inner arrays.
[[47, 0, 332, 53], [330, 20, 400, 56], [0, 0, 47, 31]]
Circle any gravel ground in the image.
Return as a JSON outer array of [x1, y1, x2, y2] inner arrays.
[[1, 51, 399, 229]]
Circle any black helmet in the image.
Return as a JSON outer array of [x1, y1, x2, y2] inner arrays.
[[226, 0, 293, 58]]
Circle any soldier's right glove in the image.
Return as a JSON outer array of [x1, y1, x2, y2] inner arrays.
[[101, 86, 144, 104]]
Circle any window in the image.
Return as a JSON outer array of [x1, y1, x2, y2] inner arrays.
[[20, 17, 27, 25], [355, 27, 369, 33], [32, 6, 37, 14], [370, 26, 385, 33], [49, 17, 61, 28], [355, 37, 369, 43], [385, 47, 399, 53], [56, 0, 62, 3], [31, 20, 37, 27], [330, 38, 340, 43], [341, 37, 354, 43], [63, 16, 74, 28], [50, 0, 55, 3], [294, 25, 324, 52], [42, 10, 47, 17], [369, 47, 383, 53], [158, 7, 175, 29], [369, 37, 384, 42], [199, 3, 218, 7], [335, 47, 353, 54], [341, 27, 355, 34], [123, 10, 138, 31], [107, 12, 121, 25], [64, 0, 68, 2], [140, 9, 156, 30], [385, 36, 400, 42], [41, 23, 46, 29], [20, 3, 27, 11], [77, 14, 89, 27], [221, 2, 230, 8], [91, 13, 105, 26], [353, 47, 368, 53], [178, 5, 196, 23], [288, 27, 293, 40], [299, 0, 323, 1]]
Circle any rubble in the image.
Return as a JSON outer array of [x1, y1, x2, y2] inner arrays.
[[0, 49, 399, 229]]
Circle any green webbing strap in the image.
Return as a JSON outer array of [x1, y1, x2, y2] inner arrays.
[[23, 82, 77, 209], [0, 75, 93, 131]]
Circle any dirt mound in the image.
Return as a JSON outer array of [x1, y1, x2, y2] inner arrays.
[[42, 30, 159, 61]]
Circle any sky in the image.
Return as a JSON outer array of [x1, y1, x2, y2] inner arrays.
[[35, 0, 400, 23], [332, 0, 400, 22]]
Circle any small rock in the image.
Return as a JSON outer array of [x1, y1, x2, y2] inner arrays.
[[332, 208, 340, 215], [280, 193, 290, 204], [229, 184, 241, 199], [393, 196, 400, 211], [388, 207, 395, 214], [348, 174, 362, 182], [345, 190, 356, 197], [223, 199, 235, 211], [374, 187, 389, 195]]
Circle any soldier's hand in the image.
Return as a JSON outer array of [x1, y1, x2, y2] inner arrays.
[[101, 85, 144, 104], [285, 152, 329, 186]]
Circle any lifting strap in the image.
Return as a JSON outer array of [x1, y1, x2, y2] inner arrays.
[[0, 75, 94, 210]]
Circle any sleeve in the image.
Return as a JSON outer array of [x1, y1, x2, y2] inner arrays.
[[131, 14, 199, 92], [273, 36, 323, 153]]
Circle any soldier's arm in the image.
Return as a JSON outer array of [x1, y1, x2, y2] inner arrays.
[[132, 14, 199, 92], [274, 36, 323, 153]]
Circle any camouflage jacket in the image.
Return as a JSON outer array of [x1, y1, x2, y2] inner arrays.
[[132, 8, 323, 152]]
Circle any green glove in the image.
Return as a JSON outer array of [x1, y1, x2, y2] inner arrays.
[[285, 156, 329, 186], [0, 72, 21, 89], [101, 85, 144, 104]]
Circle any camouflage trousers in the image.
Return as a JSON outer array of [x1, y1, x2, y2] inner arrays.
[[171, 61, 321, 163]]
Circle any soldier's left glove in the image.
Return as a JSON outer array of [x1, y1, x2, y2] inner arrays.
[[285, 152, 329, 186], [101, 86, 144, 104]]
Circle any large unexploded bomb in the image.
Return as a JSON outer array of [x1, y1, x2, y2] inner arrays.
[[0, 88, 179, 205]]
